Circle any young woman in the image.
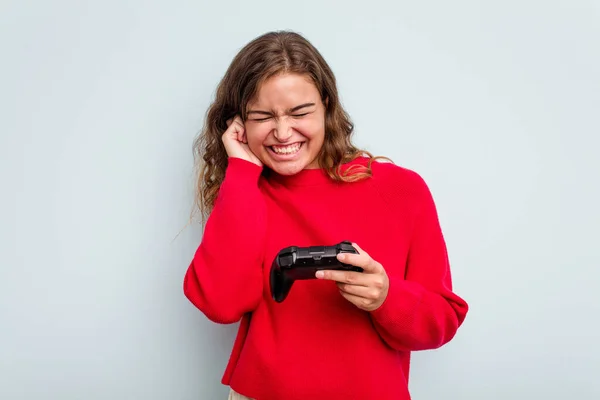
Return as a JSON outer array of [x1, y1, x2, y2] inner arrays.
[[183, 30, 469, 400]]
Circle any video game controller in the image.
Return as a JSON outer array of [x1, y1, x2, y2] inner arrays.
[[269, 240, 361, 303]]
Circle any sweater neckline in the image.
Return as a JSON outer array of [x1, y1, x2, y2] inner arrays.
[[267, 156, 369, 187]]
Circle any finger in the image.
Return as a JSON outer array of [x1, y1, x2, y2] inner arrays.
[[223, 123, 244, 141], [230, 118, 245, 142], [237, 126, 246, 143], [337, 243, 380, 273], [315, 269, 369, 286], [226, 114, 242, 128], [336, 282, 380, 300], [233, 116, 244, 127]]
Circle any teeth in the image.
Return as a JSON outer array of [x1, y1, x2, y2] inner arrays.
[[272, 143, 301, 155]]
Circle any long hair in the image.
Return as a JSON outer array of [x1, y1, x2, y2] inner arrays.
[[192, 31, 388, 222]]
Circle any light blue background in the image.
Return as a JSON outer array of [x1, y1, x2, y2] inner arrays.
[[1, 1, 599, 399]]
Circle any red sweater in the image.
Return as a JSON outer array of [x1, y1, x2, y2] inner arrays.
[[184, 156, 468, 400]]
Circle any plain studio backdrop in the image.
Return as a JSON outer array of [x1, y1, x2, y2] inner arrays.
[[1, 1, 599, 399]]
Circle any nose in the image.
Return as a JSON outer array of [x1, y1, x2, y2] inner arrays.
[[273, 117, 293, 142]]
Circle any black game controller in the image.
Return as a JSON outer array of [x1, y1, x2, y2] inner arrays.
[[269, 240, 361, 303]]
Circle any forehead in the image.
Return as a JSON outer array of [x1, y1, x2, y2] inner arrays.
[[250, 73, 320, 107]]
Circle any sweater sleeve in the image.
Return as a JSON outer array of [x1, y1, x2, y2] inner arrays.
[[369, 169, 468, 351], [183, 157, 267, 324]]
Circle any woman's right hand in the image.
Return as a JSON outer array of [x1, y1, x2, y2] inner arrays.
[[222, 115, 263, 167]]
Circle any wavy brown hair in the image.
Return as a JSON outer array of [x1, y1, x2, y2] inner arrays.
[[192, 31, 389, 221]]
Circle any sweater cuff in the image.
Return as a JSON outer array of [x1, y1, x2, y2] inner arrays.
[[370, 275, 423, 330], [225, 157, 264, 183]]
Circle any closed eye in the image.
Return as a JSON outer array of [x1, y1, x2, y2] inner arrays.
[[251, 113, 308, 122]]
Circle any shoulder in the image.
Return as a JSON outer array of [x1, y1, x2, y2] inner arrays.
[[367, 158, 431, 201], [363, 158, 441, 225]]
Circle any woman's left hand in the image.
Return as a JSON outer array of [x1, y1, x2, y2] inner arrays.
[[315, 243, 389, 311]]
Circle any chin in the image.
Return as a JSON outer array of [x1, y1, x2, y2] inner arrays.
[[268, 161, 307, 175]]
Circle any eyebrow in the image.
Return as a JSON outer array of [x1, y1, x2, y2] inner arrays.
[[247, 102, 316, 116]]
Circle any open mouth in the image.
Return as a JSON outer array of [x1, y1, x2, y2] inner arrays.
[[269, 142, 304, 156]]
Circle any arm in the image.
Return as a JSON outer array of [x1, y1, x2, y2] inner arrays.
[[369, 173, 468, 351], [183, 157, 266, 324]]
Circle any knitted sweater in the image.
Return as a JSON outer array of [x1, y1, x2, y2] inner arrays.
[[184, 156, 468, 400]]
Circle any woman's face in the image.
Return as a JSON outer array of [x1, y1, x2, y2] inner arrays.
[[244, 73, 326, 175]]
